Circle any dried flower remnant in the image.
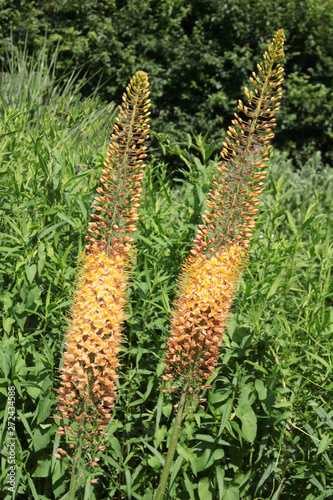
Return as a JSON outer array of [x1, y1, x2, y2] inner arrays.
[[56, 71, 150, 465]]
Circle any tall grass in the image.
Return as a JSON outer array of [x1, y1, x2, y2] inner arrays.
[[0, 44, 332, 500]]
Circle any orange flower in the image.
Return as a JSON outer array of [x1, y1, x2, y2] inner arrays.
[[164, 245, 247, 390], [57, 242, 129, 438]]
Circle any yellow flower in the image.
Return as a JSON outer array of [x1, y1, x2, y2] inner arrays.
[[57, 241, 129, 440], [164, 245, 247, 390]]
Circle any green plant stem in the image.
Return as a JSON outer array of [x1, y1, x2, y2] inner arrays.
[[154, 380, 190, 500], [67, 427, 83, 500]]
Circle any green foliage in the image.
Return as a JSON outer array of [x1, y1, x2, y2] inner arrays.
[[0, 40, 332, 500], [1, 0, 333, 165]]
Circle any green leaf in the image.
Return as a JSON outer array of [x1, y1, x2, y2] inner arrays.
[[32, 459, 51, 478], [255, 379, 267, 400], [125, 469, 132, 500], [52, 457, 67, 497], [317, 434, 331, 454], [36, 396, 53, 424], [1, 344, 13, 378], [223, 485, 240, 500], [216, 466, 224, 500], [183, 471, 195, 500], [198, 477, 212, 500], [3, 317, 15, 334], [39, 221, 66, 239], [25, 263, 37, 284], [169, 455, 183, 490], [145, 442, 165, 466], [27, 473, 40, 500], [236, 404, 257, 443], [33, 424, 52, 452], [255, 462, 275, 493], [56, 211, 78, 228]]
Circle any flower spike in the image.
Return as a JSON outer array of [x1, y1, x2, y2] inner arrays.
[[163, 30, 285, 393], [56, 72, 150, 495], [156, 30, 285, 500]]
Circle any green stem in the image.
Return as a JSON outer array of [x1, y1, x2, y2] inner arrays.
[[67, 428, 83, 500], [154, 381, 190, 500]]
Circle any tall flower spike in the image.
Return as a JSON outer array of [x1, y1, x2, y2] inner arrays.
[[156, 30, 285, 500], [56, 72, 150, 486], [163, 30, 285, 393], [154, 30, 284, 500]]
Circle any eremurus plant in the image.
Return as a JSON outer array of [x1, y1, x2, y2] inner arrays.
[[54, 71, 151, 500], [155, 29, 285, 500]]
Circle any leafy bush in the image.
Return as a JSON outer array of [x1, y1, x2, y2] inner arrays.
[[1, 0, 333, 164]]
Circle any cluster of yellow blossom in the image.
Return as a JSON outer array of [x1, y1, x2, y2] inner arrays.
[[163, 245, 247, 391], [56, 242, 129, 440]]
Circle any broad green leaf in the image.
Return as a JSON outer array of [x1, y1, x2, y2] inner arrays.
[[145, 442, 165, 466], [36, 396, 53, 424], [183, 471, 195, 500], [223, 485, 240, 500], [236, 404, 257, 443], [244, 361, 268, 374], [255, 379, 267, 400], [32, 459, 51, 478], [52, 457, 67, 497], [25, 263, 37, 284], [33, 424, 52, 452], [39, 221, 65, 238], [1, 345, 13, 378], [3, 317, 15, 334], [216, 465, 224, 500], [198, 477, 212, 500], [108, 435, 122, 459]]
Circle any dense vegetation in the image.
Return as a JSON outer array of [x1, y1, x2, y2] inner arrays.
[[1, 0, 333, 165], [0, 4, 332, 500]]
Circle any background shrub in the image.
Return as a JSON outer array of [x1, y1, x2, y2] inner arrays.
[[1, 0, 333, 165]]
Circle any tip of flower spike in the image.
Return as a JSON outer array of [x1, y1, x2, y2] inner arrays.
[[86, 71, 150, 248]]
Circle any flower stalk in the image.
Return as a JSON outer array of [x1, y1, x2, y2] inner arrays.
[[55, 71, 150, 499], [156, 29, 285, 497]]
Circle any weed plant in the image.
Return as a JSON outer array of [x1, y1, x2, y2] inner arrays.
[[0, 39, 332, 500]]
